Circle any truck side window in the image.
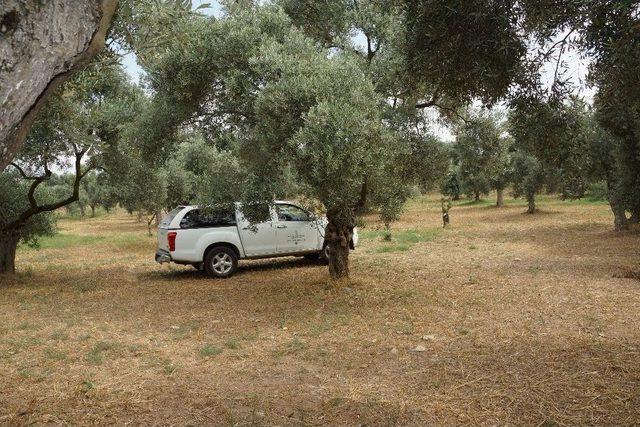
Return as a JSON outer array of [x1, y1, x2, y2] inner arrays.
[[180, 208, 236, 229], [238, 203, 271, 223], [276, 204, 310, 222]]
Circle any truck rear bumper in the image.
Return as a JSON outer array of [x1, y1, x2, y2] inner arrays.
[[155, 249, 172, 264]]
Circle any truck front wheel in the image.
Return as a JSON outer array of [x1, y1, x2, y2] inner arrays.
[[318, 244, 330, 265], [204, 247, 238, 278]]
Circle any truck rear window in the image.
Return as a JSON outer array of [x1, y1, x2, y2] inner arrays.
[[179, 208, 237, 229], [160, 207, 183, 227]]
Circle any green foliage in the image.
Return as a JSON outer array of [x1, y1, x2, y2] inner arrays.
[[589, 3, 640, 222], [586, 181, 608, 202], [509, 97, 592, 208], [453, 111, 512, 200], [510, 151, 545, 209], [142, 6, 411, 230], [405, 0, 529, 105], [0, 173, 56, 247], [0, 58, 141, 273], [440, 168, 462, 200]]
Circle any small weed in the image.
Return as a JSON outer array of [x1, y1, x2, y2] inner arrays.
[[328, 396, 345, 407], [200, 344, 223, 357], [50, 330, 69, 341], [75, 281, 98, 293], [309, 320, 334, 336], [9, 336, 43, 351], [82, 380, 95, 391], [163, 362, 179, 376], [44, 348, 67, 361], [272, 338, 308, 358], [225, 338, 242, 350], [376, 244, 411, 253], [171, 321, 201, 341], [364, 228, 440, 253], [16, 321, 40, 331], [87, 341, 120, 365], [392, 288, 418, 301], [18, 368, 32, 378], [395, 322, 414, 335]]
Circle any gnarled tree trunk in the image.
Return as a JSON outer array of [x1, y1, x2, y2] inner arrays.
[[526, 193, 536, 214], [611, 203, 629, 231], [496, 188, 504, 207], [0, 231, 20, 274], [354, 179, 369, 214], [0, 0, 118, 172], [474, 191, 480, 201], [605, 171, 631, 231], [324, 210, 354, 279]]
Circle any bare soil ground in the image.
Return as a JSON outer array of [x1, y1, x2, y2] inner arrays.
[[1, 195, 639, 425]]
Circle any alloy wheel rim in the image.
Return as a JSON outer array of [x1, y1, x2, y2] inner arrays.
[[212, 252, 233, 274]]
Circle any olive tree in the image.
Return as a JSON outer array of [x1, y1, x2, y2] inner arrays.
[[453, 112, 512, 205], [0, 63, 137, 273], [509, 97, 591, 213], [587, 5, 640, 231], [139, 6, 410, 278]]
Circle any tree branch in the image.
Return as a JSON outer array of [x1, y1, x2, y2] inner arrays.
[[9, 162, 39, 180], [415, 82, 443, 109], [430, 102, 470, 123], [4, 149, 91, 231]]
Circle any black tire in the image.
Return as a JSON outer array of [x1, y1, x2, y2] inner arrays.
[[303, 252, 321, 261], [318, 244, 330, 265], [204, 246, 238, 278]]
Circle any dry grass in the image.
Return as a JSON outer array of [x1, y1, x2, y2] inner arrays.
[[1, 194, 639, 425]]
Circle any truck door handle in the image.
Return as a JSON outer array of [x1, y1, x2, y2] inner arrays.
[[277, 225, 287, 229]]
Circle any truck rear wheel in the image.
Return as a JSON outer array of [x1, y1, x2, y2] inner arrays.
[[204, 247, 238, 278]]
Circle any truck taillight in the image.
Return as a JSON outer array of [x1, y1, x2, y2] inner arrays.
[[168, 231, 177, 252]]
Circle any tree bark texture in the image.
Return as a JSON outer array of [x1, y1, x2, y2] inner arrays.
[[0, 0, 118, 172], [605, 168, 630, 231], [0, 231, 20, 274], [526, 193, 536, 214], [496, 188, 504, 207], [325, 210, 354, 279], [354, 179, 368, 214]]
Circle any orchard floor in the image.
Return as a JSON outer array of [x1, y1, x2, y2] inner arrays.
[[1, 195, 639, 425]]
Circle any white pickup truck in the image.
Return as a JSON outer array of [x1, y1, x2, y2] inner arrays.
[[155, 201, 358, 278]]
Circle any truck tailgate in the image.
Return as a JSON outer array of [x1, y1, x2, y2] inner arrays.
[[157, 227, 170, 252]]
